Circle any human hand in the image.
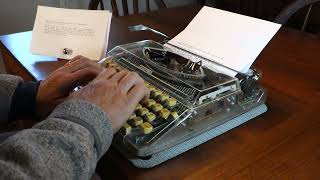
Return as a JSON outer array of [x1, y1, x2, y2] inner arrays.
[[36, 55, 103, 119], [69, 68, 150, 133]]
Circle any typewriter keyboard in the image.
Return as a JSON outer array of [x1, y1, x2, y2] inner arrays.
[[105, 58, 188, 145], [120, 82, 179, 136]]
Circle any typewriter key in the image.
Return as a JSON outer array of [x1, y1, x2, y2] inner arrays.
[[145, 83, 153, 88], [147, 86, 156, 91], [137, 107, 149, 116], [157, 94, 169, 102], [151, 89, 162, 98], [151, 103, 163, 112], [159, 108, 171, 120], [144, 112, 156, 122], [140, 122, 153, 134], [121, 123, 132, 135], [145, 99, 156, 108], [129, 114, 136, 120], [131, 117, 143, 126], [166, 98, 177, 107], [135, 103, 142, 110], [171, 111, 179, 119]]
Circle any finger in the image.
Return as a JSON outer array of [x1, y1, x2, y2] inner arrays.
[[63, 57, 101, 73], [127, 84, 150, 108], [95, 68, 117, 80], [63, 58, 89, 72], [70, 66, 101, 85], [118, 72, 143, 93], [69, 55, 84, 63], [109, 70, 129, 83], [59, 66, 102, 93], [70, 55, 85, 62], [141, 89, 150, 103], [63, 55, 84, 67]]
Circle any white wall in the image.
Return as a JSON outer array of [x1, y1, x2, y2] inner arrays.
[[0, 0, 197, 35], [0, 0, 197, 73], [0, 0, 59, 35]]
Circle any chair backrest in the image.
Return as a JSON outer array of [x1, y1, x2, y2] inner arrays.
[[89, 0, 166, 17], [89, 0, 105, 10], [274, 0, 320, 31]]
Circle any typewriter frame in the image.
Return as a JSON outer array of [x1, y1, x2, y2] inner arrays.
[[100, 40, 266, 158]]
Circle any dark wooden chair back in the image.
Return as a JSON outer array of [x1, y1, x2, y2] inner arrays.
[[89, 0, 166, 17], [274, 0, 320, 32], [89, 0, 105, 10]]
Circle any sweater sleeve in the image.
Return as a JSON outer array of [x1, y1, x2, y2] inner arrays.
[[0, 74, 40, 123], [0, 99, 113, 180], [0, 75, 23, 123]]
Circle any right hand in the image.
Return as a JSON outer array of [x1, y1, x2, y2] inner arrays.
[[70, 68, 150, 133]]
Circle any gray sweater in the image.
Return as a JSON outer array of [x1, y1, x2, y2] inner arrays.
[[0, 75, 113, 179]]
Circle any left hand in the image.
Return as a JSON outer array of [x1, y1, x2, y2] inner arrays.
[[36, 55, 103, 119]]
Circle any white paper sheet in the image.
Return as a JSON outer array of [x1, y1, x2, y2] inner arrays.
[[30, 6, 112, 60], [167, 6, 281, 76]]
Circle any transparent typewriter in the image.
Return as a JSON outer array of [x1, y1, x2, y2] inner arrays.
[[100, 40, 266, 158]]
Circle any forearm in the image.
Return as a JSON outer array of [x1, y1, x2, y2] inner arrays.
[[0, 99, 113, 179]]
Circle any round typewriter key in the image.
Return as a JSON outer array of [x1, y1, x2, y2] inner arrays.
[[121, 123, 132, 135], [171, 111, 179, 119], [159, 108, 171, 120], [128, 113, 136, 120], [106, 61, 118, 69], [151, 103, 163, 112], [105, 60, 115, 68], [144, 112, 156, 122], [148, 86, 156, 91], [140, 122, 153, 134], [137, 107, 149, 116], [145, 83, 153, 89], [151, 89, 162, 98], [131, 117, 143, 126], [145, 99, 156, 108], [166, 98, 177, 107], [135, 103, 142, 110], [157, 94, 169, 102]]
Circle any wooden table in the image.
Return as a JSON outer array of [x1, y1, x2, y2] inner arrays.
[[1, 5, 320, 180]]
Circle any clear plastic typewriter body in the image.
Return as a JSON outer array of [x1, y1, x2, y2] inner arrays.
[[100, 40, 266, 158]]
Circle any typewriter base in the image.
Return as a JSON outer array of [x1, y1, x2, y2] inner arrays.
[[122, 104, 267, 168]]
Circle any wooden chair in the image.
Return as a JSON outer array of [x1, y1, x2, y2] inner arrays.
[[274, 0, 320, 32], [88, 0, 166, 17], [89, 0, 105, 10]]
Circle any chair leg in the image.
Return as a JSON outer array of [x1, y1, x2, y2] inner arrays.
[[146, 0, 151, 12], [99, 0, 104, 10], [88, 0, 100, 10], [301, 4, 313, 32]]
